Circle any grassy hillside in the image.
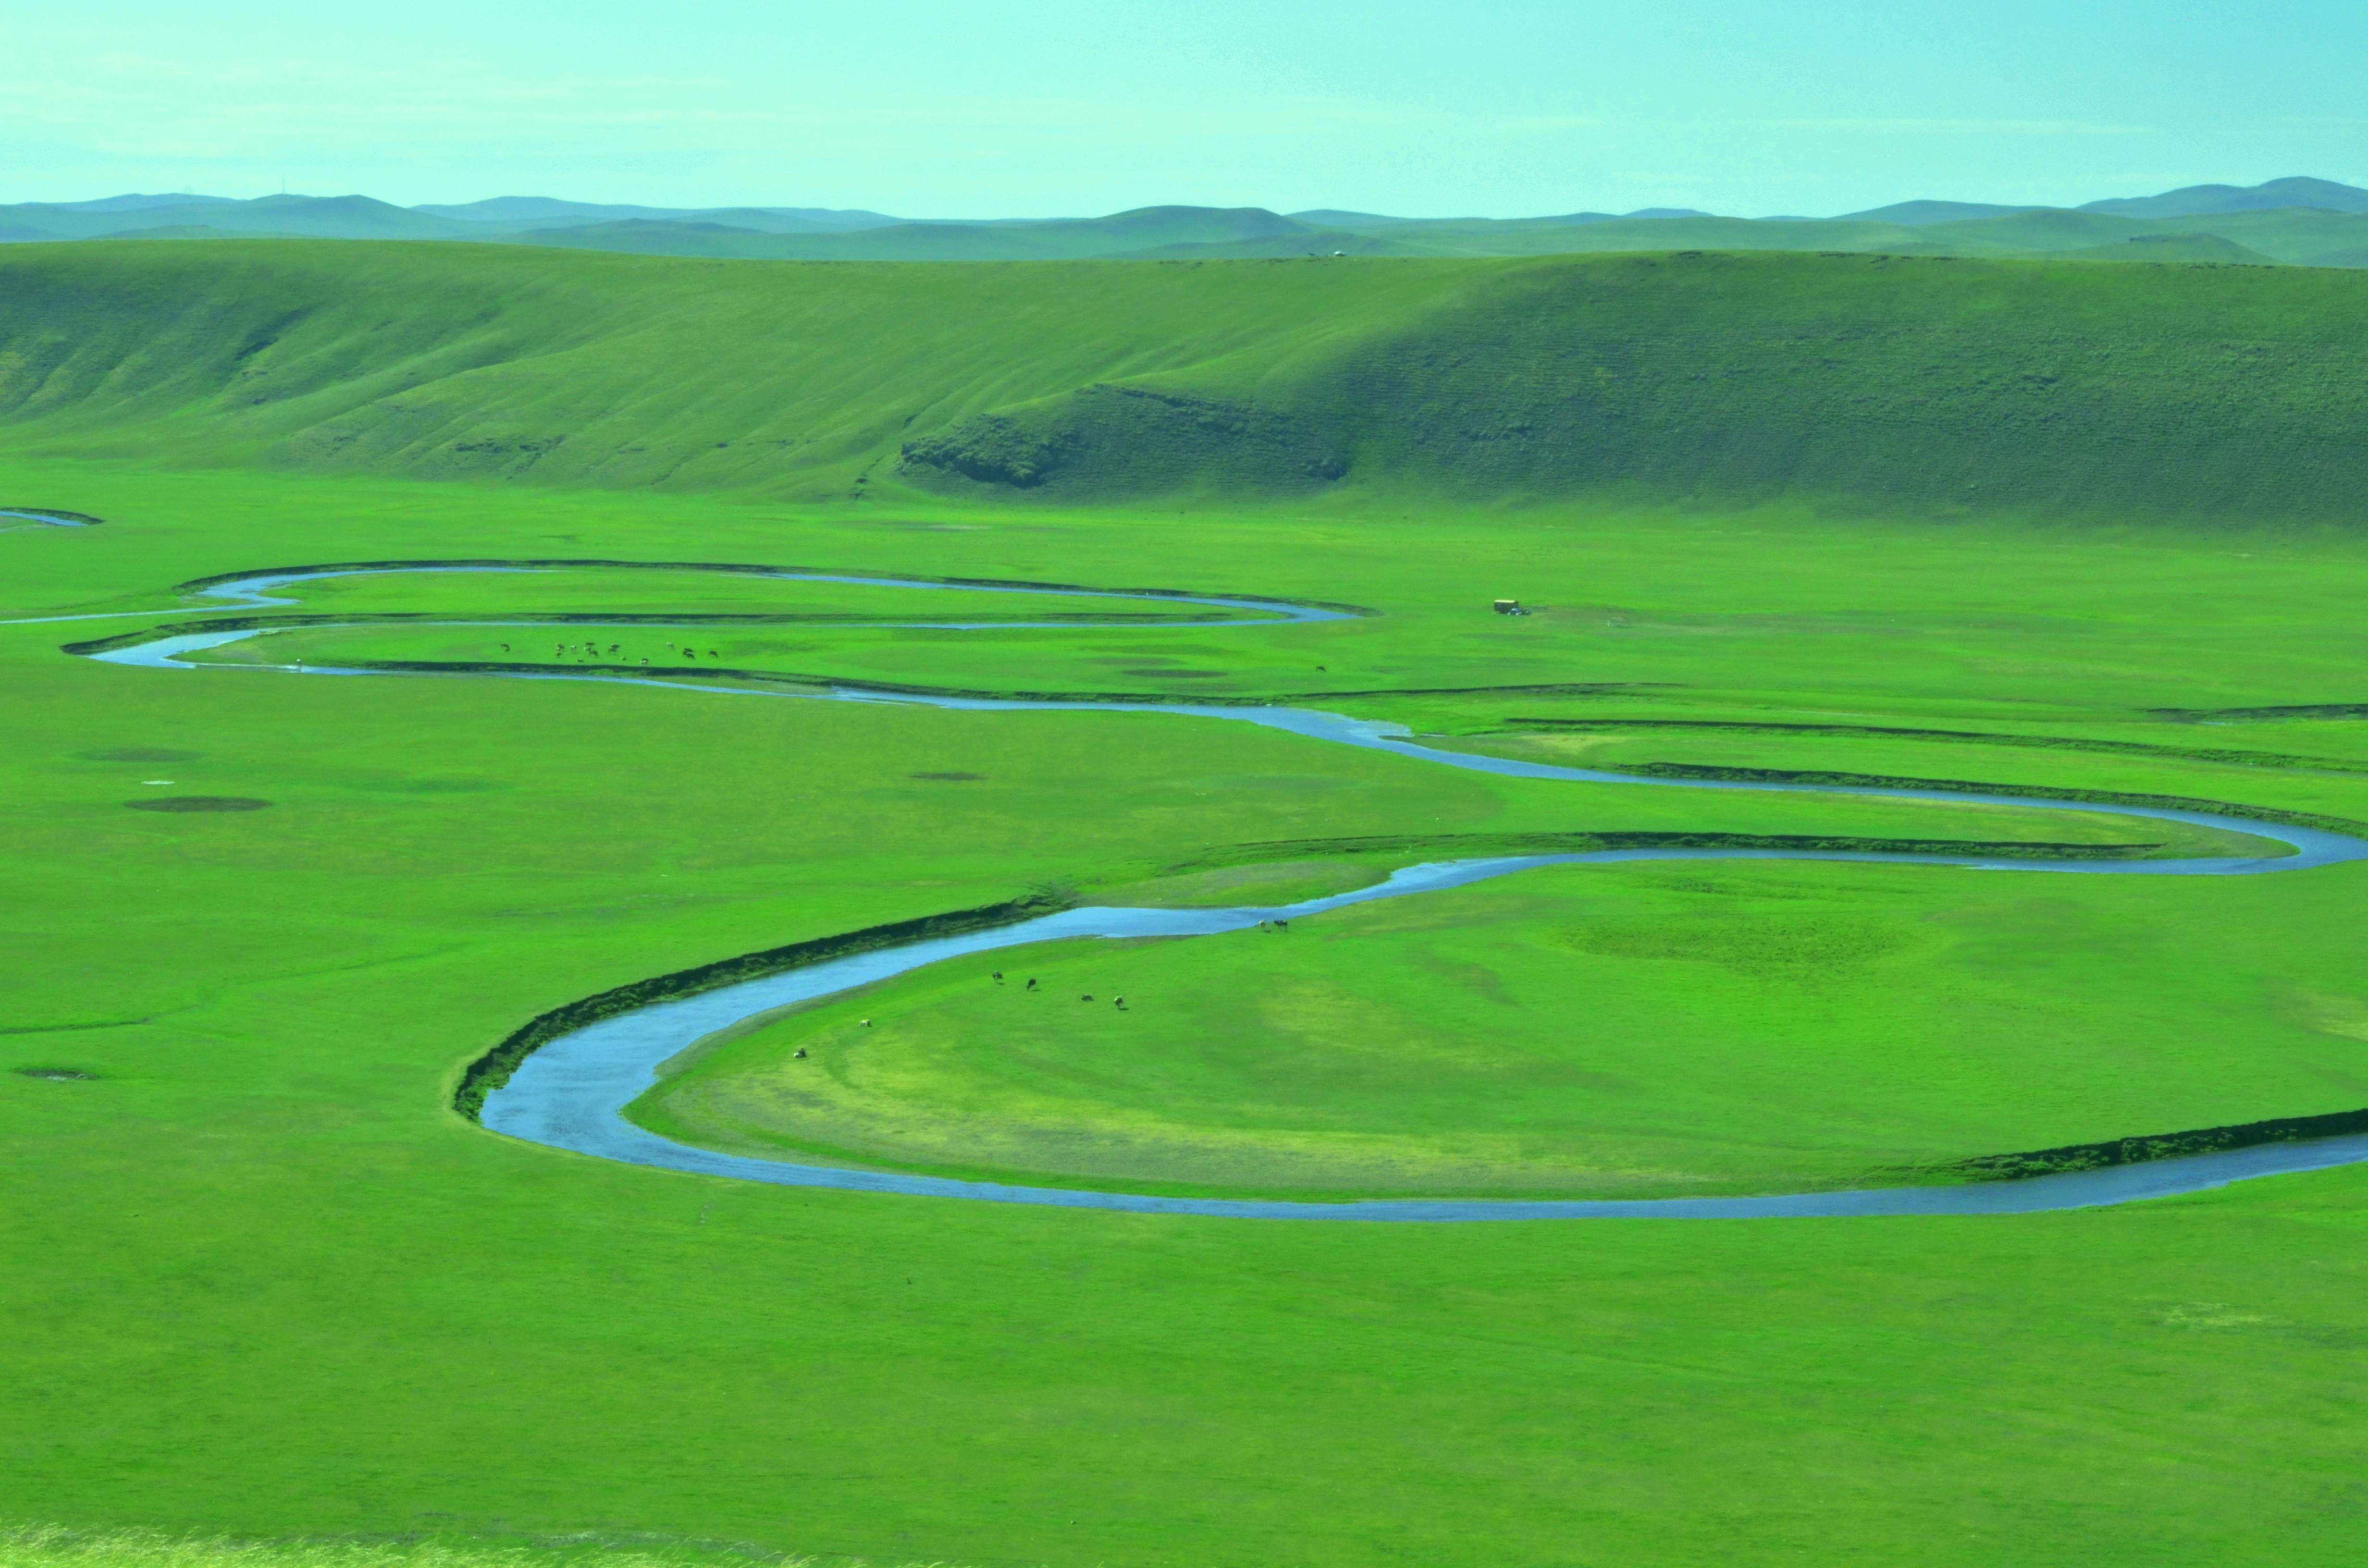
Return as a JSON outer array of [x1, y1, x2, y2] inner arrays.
[[2060, 233, 2278, 265], [1899, 206, 2368, 264], [0, 242, 1464, 496], [913, 250, 2368, 514], [5, 242, 2368, 519]]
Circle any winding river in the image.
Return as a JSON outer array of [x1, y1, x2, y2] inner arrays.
[[69, 562, 2368, 1220]]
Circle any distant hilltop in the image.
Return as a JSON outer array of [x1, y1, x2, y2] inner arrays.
[[3, 177, 2365, 268]]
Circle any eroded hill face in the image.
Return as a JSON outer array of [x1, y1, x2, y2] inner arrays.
[[3, 242, 2368, 520]]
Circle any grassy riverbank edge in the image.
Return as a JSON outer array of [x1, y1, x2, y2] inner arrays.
[[453, 894, 1076, 1120]]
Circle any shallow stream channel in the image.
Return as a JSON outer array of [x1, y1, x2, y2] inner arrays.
[[70, 562, 2368, 1220]]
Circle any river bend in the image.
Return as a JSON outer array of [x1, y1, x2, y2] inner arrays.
[[75, 563, 2368, 1220]]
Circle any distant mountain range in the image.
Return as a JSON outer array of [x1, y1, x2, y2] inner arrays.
[[2078, 176, 2368, 219], [410, 196, 901, 231], [4, 178, 2365, 267]]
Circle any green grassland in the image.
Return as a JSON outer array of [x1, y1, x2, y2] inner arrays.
[[8, 242, 2368, 517], [6, 245, 2368, 1565], [634, 860, 2368, 1199], [234, 567, 1273, 625]]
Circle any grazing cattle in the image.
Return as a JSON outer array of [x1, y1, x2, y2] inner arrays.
[[793, 1047, 808, 1059], [1025, 978, 1038, 991], [991, 971, 1004, 983], [860, 1017, 872, 1027], [1080, 994, 1094, 1002], [1113, 996, 1126, 1009], [1275, 919, 1290, 931]]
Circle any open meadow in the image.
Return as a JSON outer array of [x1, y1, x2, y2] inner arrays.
[[5, 243, 2368, 1566]]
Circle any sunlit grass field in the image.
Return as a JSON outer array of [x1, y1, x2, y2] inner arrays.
[[635, 859, 2368, 1198], [5, 241, 2368, 1568], [0, 1528, 835, 1568]]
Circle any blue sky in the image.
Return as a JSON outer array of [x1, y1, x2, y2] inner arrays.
[[4, 0, 2363, 216]]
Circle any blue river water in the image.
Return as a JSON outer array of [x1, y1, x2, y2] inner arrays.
[[78, 563, 2368, 1220]]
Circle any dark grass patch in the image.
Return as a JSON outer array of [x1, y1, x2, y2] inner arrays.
[[1905, 1103, 2368, 1184], [1120, 668, 1229, 679], [362, 777, 500, 794], [225, 655, 1641, 713], [59, 627, 1646, 719], [1311, 681, 1658, 700], [13, 1067, 99, 1081], [900, 385, 1348, 497], [1500, 716, 2368, 774], [2151, 702, 2368, 723], [0, 506, 102, 525], [80, 747, 201, 763], [1159, 829, 2164, 875], [124, 796, 270, 813], [169, 558, 1370, 619], [1610, 762, 2368, 837], [909, 771, 984, 782]]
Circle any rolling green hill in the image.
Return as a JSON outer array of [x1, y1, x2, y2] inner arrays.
[[4, 241, 2368, 520], [1839, 199, 2044, 225], [1906, 206, 2368, 264], [502, 219, 838, 257], [2160, 207, 2368, 264], [2059, 233, 2279, 265], [1376, 214, 1919, 256], [1114, 228, 1410, 259]]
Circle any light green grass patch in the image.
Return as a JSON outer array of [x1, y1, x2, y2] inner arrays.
[[0, 1527, 856, 1568], [635, 858, 2368, 1198]]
